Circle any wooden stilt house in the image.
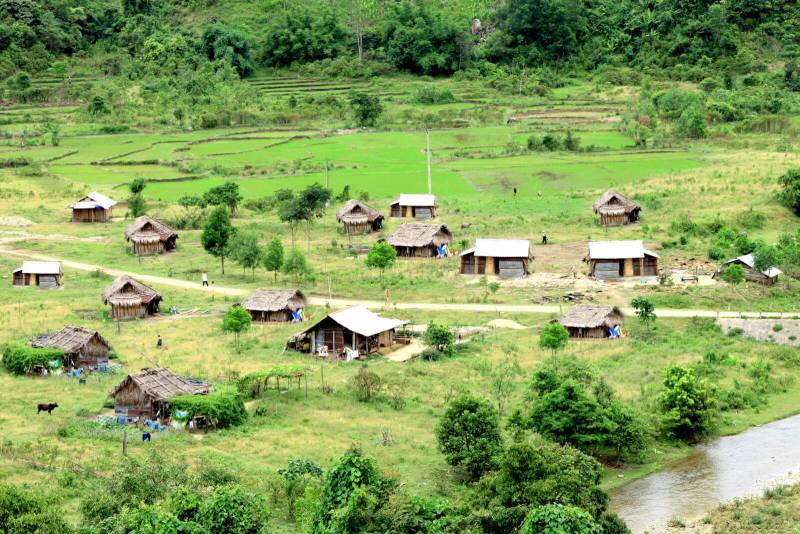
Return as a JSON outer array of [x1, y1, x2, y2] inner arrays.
[[588, 241, 659, 280], [70, 192, 117, 222], [110, 367, 210, 423], [124, 216, 178, 256], [389, 194, 437, 219], [459, 239, 531, 278], [241, 288, 307, 322], [716, 254, 782, 285], [593, 191, 641, 227], [12, 261, 63, 288], [32, 326, 112, 371], [336, 199, 384, 234], [386, 223, 453, 258], [102, 275, 162, 320], [557, 306, 624, 339]]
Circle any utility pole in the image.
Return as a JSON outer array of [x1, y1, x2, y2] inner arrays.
[[324, 161, 330, 207], [426, 128, 432, 194]]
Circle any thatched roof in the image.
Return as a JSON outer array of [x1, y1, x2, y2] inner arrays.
[[241, 288, 306, 312], [589, 240, 658, 260], [558, 306, 624, 328], [593, 191, 640, 215], [32, 326, 111, 354], [71, 191, 117, 210], [390, 194, 437, 207], [102, 275, 161, 305], [124, 216, 177, 243], [110, 367, 209, 402], [387, 223, 453, 248], [336, 199, 383, 224]]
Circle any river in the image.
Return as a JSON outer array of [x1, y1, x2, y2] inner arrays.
[[610, 413, 800, 533]]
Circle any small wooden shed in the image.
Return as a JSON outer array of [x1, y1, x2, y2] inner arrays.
[[12, 261, 63, 288], [241, 288, 307, 322], [287, 306, 406, 358], [460, 239, 531, 278], [70, 192, 117, 222], [336, 199, 384, 234], [588, 240, 659, 280], [110, 367, 210, 423], [557, 306, 624, 339], [593, 191, 641, 227], [32, 326, 112, 370], [390, 194, 437, 219], [102, 275, 162, 320], [124, 216, 178, 256], [717, 254, 782, 285], [386, 223, 453, 258]]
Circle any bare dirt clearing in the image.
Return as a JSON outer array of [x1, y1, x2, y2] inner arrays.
[[717, 319, 800, 346]]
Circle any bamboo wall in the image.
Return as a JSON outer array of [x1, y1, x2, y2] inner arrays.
[[72, 208, 112, 222]]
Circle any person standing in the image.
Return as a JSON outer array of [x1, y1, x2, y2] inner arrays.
[[202, 272, 208, 287], [541, 231, 548, 245], [156, 334, 163, 349]]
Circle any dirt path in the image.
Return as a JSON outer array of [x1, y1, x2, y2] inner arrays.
[[0, 247, 795, 319]]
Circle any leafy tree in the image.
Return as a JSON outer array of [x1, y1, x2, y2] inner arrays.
[[778, 168, 800, 215], [753, 244, 782, 273], [276, 191, 305, 247], [298, 183, 331, 249], [677, 107, 708, 139], [199, 484, 270, 533], [123, 0, 153, 16], [263, 237, 284, 281], [365, 241, 396, 287], [423, 323, 455, 354], [204, 181, 243, 216], [221, 306, 252, 352], [658, 365, 717, 441], [349, 364, 382, 401], [87, 95, 108, 115], [520, 504, 601, 534], [127, 178, 147, 217], [436, 395, 502, 480], [349, 91, 383, 127], [282, 247, 312, 283], [721, 263, 745, 284], [201, 205, 235, 274], [631, 296, 656, 327], [539, 322, 569, 353], [230, 230, 262, 279], [201, 23, 255, 77], [261, 4, 346, 67], [338, 0, 378, 60]]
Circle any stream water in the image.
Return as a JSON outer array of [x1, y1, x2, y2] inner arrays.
[[610, 413, 800, 533]]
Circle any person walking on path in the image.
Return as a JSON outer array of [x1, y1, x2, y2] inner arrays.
[[541, 231, 548, 245], [202, 272, 208, 287]]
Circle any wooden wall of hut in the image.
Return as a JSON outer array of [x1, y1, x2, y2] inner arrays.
[[111, 303, 147, 320], [249, 310, 292, 322], [72, 338, 110, 369], [72, 208, 112, 222], [567, 326, 608, 339], [342, 221, 372, 234], [394, 245, 436, 258], [598, 212, 628, 226], [132, 240, 165, 256]]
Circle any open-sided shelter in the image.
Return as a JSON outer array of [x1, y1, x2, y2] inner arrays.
[[32, 326, 111, 370], [287, 306, 406, 358], [124, 216, 178, 255], [386, 223, 453, 258], [718, 254, 782, 285], [336, 199, 384, 234], [12, 261, 63, 288], [593, 191, 641, 227], [389, 194, 437, 219], [588, 240, 659, 280], [102, 275, 162, 320], [460, 239, 531, 278], [110, 367, 210, 423], [557, 306, 624, 339], [70, 191, 117, 222], [241, 288, 307, 322]]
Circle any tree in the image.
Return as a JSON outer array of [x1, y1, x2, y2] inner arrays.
[[677, 107, 707, 139], [278, 459, 323, 521], [201, 23, 255, 77], [221, 306, 252, 352], [349, 364, 382, 402], [263, 237, 284, 281], [721, 263, 745, 284], [204, 181, 243, 216], [199, 484, 270, 533], [631, 296, 656, 327], [201, 206, 235, 274], [365, 241, 396, 287], [230, 231, 262, 279], [753, 244, 782, 273], [539, 322, 569, 354], [423, 323, 454, 354], [435, 395, 502, 480], [520, 504, 601, 534], [261, 4, 346, 67], [658, 365, 717, 441], [298, 183, 331, 249], [127, 177, 147, 218], [778, 168, 800, 215], [349, 91, 383, 127], [282, 247, 312, 283], [276, 192, 305, 247], [339, 0, 378, 60]]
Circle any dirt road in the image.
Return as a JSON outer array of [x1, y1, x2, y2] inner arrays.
[[1, 248, 794, 319]]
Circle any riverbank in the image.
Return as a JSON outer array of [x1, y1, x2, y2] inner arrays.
[[685, 483, 800, 533]]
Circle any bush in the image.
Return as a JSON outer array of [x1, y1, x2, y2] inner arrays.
[[658, 365, 717, 441], [435, 395, 502, 480], [413, 85, 456, 105], [170, 387, 248, 429], [423, 324, 454, 354], [677, 107, 707, 139], [721, 264, 745, 284], [2, 343, 64, 375], [199, 484, 270, 533], [520, 504, 601, 534], [778, 168, 800, 215], [539, 322, 569, 353], [349, 364, 382, 402]]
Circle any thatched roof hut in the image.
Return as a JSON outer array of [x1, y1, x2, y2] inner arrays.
[[102, 275, 162, 320], [336, 199, 384, 234], [717, 254, 782, 285], [460, 239, 531, 278], [386, 223, 453, 258], [32, 325, 111, 370], [557, 306, 624, 339], [241, 288, 307, 322], [110, 367, 210, 423], [124, 216, 178, 256], [12, 261, 63, 288], [70, 191, 117, 222], [588, 240, 659, 279], [288, 306, 406, 358], [593, 191, 640, 226], [390, 194, 437, 219]]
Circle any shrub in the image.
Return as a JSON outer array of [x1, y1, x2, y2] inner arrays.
[[677, 107, 707, 139], [436, 395, 502, 480], [170, 387, 248, 429], [413, 85, 456, 105], [423, 324, 454, 354], [539, 322, 569, 353], [199, 484, 270, 533], [721, 264, 745, 284], [2, 343, 64, 375], [778, 168, 800, 215], [349, 364, 382, 402], [773, 324, 783, 332], [658, 365, 717, 441], [520, 504, 601, 534]]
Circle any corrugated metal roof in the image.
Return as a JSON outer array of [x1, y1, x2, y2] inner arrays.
[[589, 240, 658, 259], [328, 306, 406, 337], [71, 191, 117, 209], [16, 261, 61, 274], [725, 254, 783, 278], [472, 239, 530, 258], [391, 194, 436, 207]]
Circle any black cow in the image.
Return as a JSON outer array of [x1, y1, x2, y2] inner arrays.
[[37, 403, 58, 415]]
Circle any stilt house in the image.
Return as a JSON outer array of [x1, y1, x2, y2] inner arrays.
[[593, 191, 641, 226], [70, 192, 117, 222], [390, 194, 437, 219], [718, 254, 782, 285], [32, 326, 112, 371], [460, 239, 531, 278], [110, 367, 210, 423], [124, 216, 178, 255], [241, 288, 307, 322], [102, 275, 162, 320], [336, 199, 384, 234], [12, 261, 63, 288], [557, 306, 624, 339], [386, 223, 453, 258], [588, 240, 659, 280]]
